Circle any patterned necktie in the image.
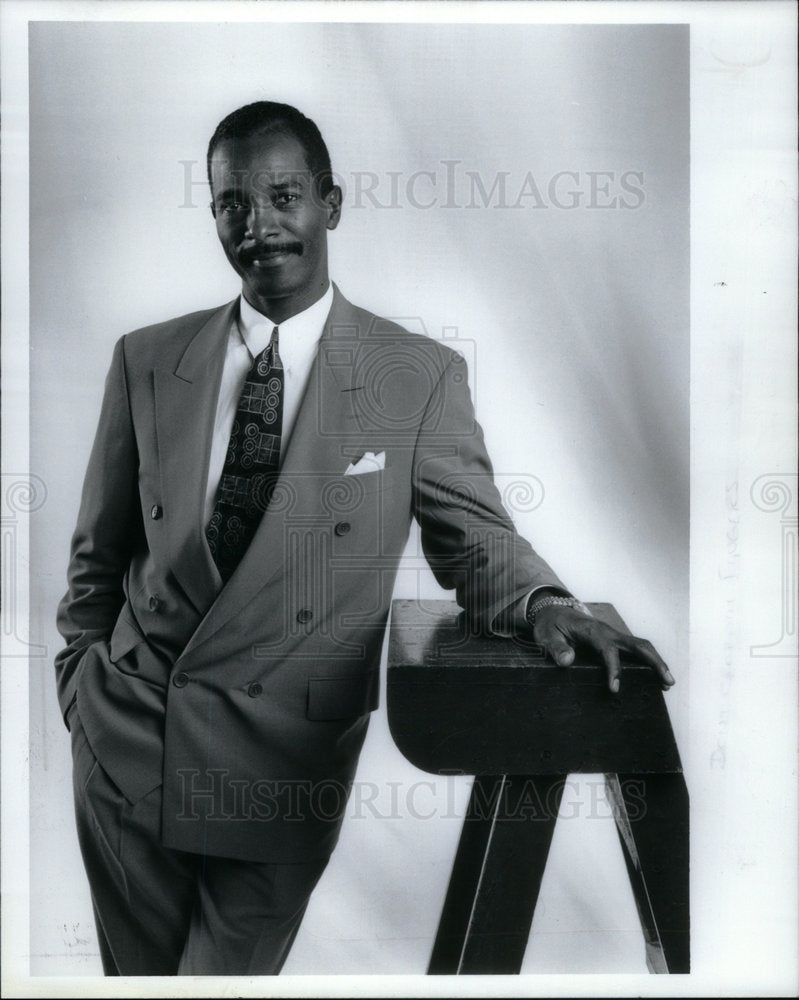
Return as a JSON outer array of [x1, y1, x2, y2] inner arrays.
[[206, 325, 283, 582]]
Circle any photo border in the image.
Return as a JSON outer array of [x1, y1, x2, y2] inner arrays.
[[2, 1, 796, 997]]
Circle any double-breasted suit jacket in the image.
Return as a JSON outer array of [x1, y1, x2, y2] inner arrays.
[[56, 285, 565, 863]]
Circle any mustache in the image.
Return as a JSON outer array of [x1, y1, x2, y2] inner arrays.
[[239, 242, 303, 263]]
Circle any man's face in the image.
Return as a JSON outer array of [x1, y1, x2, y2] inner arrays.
[[210, 131, 341, 322]]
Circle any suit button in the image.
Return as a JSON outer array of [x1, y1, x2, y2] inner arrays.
[[148, 595, 164, 613], [248, 682, 263, 698], [151, 504, 163, 520], [297, 609, 313, 624], [334, 521, 351, 536], [173, 672, 189, 688]]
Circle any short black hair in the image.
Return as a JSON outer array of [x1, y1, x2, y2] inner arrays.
[[207, 101, 334, 197]]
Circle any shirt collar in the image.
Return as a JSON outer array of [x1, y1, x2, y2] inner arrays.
[[237, 283, 334, 359]]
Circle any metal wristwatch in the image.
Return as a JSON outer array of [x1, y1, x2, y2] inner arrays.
[[525, 594, 591, 631]]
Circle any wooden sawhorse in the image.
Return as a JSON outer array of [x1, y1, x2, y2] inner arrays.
[[387, 599, 689, 975]]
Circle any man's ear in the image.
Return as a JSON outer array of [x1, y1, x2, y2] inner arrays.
[[209, 200, 217, 220], [325, 185, 343, 231]]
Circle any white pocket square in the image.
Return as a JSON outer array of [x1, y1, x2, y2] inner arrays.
[[344, 451, 386, 475]]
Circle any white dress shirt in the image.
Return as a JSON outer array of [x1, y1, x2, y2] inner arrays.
[[203, 283, 334, 526]]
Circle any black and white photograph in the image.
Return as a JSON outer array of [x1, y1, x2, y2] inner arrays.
[[1, 1, 796, 996]]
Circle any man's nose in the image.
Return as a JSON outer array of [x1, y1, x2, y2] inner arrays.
[[245, 204, 281, 240]]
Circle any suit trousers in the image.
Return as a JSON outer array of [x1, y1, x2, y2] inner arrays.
[[69, 702, 329, 975]]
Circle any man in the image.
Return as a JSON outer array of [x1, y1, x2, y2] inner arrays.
[[55, 101, 674, 976]]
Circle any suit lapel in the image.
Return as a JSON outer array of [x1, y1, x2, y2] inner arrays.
[[181, 288, 365, 658], [154, 300, 237, 614]]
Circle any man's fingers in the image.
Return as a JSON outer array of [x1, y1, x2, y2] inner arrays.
[[550, 643, 575, 667], [599, 643, 622, 694], [575, 623, 675, 690], [622, 635, 675, 689], [534, 622, 575, 666], [533, 609, 676, 691]]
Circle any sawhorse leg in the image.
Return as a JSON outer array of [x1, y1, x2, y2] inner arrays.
[[605, 772, 690, 973], [428, 773, 566, 974]]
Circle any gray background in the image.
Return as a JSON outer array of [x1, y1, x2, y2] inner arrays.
[[28, 21, 688, 975]]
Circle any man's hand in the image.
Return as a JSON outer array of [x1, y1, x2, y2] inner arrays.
[[532, 603, 676, 694]]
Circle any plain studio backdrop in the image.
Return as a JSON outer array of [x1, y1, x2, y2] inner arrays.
[[28, 22, 688, 975]]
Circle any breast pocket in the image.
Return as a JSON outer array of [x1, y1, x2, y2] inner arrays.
[[323, 467, 395, 504]]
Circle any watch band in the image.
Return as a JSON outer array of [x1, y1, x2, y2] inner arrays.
[[525, 594, 591, 630]]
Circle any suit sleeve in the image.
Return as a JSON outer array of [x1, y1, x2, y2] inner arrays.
[[411, 351, 567, 633], [54, 336, 141, 726]]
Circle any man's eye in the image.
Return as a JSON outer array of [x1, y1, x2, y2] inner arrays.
[[275, 194, 299, 207], [221, 202, 247, 214]]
